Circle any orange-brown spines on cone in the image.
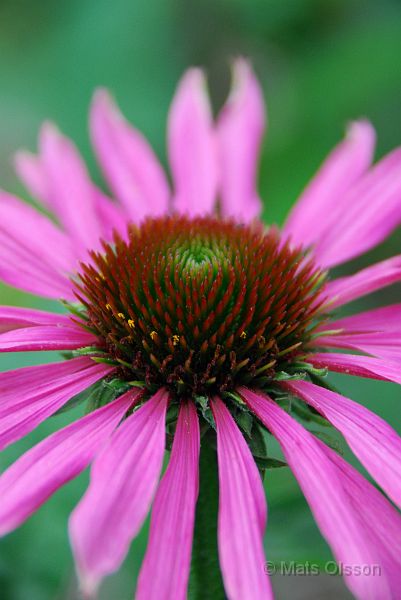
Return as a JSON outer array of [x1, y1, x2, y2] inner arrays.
[[74, 216, 326, 397]]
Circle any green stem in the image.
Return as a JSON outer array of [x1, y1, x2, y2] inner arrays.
[[189, 437, 226, 599]]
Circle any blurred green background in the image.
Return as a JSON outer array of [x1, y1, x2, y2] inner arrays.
[[1, 0, 401, 598]]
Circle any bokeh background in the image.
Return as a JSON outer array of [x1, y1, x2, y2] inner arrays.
[[1, 1, 401, 598]]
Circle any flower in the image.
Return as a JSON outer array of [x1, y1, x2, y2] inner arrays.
[[1, 58, 401, 599]]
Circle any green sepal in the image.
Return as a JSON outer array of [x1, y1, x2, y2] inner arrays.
[[60, 300, 89, 321], [52, 387, 91, 416], [69, 346, 108, 357], [285, 361, 328, 379], [195, 395, 216, 430], [166, 403, 180, 425], [53, 377, 132, 417], [253, 455, 287, 469], [273, 370, 307, 381], [234, 409, 253, 437], [90, 356, 119, 366], [310, 430, 344, 454], [308, 372, 341, 394], [290, 397, 331, 427], [86, 378, 132, 412]]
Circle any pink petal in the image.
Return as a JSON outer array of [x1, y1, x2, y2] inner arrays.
[[283, 121, 375, 250], [324, 254, 401, 309], [93, 188, 129, 242], [211, 396, 272, 600], [0, 259, 74, 300], [136, 401, 200, 600], [69, 388, 168, 596], [319, 441, 401, 590], [217, 58, 265, 223], [0, 306, 72, 334], [0, 192, 76, 298], [314, 147, 401, 267], [39, 122, 103, 255], [0, 356, 94, 402], [308, 352, 401, 385], [0, 358, 114, 450], [14, 150, 49, 206], [0, 390, 137, 536], [0, 323, 97, 352], [318, 303, 401, 335], [316, 331, 401, 363], [240, 387, 391, 599], [285, 380, 401, 510], [168, 69, 218, 217], [15, 144, 129, 245], [90, 89, 170, 221]]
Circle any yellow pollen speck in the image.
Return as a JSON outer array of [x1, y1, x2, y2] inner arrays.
[[172, 334, 180, 346], [150, 331, 157, 340], [128, 319, 135, 329], [117, 313, 126, 319], [240, 331, 247, 339], [105, 304, 112, 311]]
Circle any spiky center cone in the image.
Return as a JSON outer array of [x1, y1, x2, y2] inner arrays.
[[74, 216, 325, 398]]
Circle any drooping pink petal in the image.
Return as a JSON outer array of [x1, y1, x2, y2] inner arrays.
[[240, 387, 390, 599], [318, 441, 401, 591], [39, 123, 103, 256], [93, 188, 129, 242], [308, 352, 401, 385], [0, 390, 137, 536], [90, 89, 170, 221], [283, 121, 375, 250], [14, 150, 49, 206], [0, 192, 76, 298], [0, 306, 72, 334], [0, 258, 74, 299], [312, 147, 401, 268], [211, 396, 272, 600], [0, 358, 114, 450], [217, 58, 265, 223], [318, 303, 401, 335], [15, 144, 129, 244], [0, 356, 93, 402], [136, 401, 200, 600], [168, 69, 218, 217], [69, 388, 168, 596], [284, 380, 401, 510], [315, 331, 401, 363], [0, 192, 75, 270], [324, 254, 401, 309], [0, 323, 97, 352]]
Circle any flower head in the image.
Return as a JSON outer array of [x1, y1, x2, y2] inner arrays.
[[1, 59, 401, 599], [75, 215, 324, 397]]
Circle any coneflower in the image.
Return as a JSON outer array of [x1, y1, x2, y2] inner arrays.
[[1, 59, 401, 599]]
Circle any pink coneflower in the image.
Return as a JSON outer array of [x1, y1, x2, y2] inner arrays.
[[1, 59, 401, 599]]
